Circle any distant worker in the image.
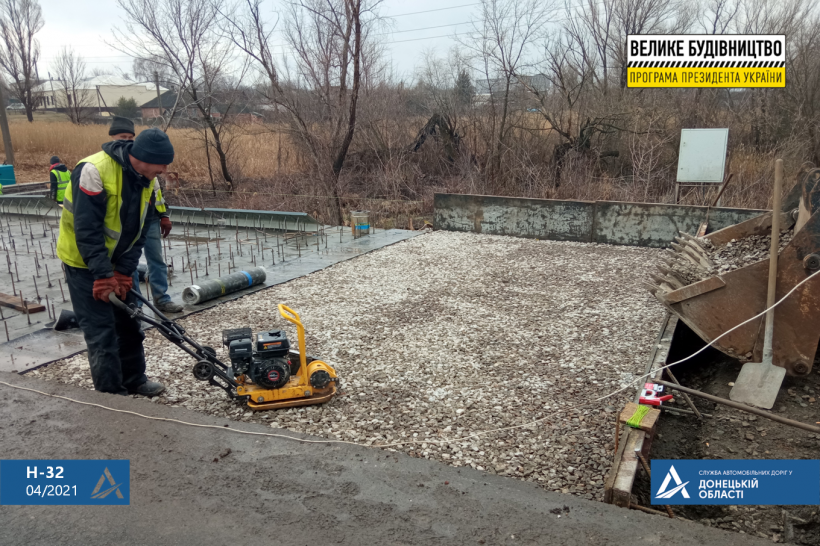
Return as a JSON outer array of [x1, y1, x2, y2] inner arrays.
[[109, 115, 136, 141], [49, 155, 71, 204], [57, 128, 175, 396], [108, 117, 182, 313]]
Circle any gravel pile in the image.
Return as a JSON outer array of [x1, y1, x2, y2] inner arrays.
[[30, 231, 666, 501], [703, 230, 793, 276], [659, 229, 794, 287]]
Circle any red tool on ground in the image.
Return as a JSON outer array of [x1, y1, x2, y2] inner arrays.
[[639, 383, 673, 406]]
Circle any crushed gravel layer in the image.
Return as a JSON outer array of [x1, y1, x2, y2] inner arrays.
[[673, 230, 794, 286], [30, 231, 666, 501]]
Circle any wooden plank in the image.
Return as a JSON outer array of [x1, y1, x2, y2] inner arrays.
[[611, 429, 646, 507], [619, 402, 661, 432], [603, 426, 630, 504], [606, 313, 677, 507], [0, 292, 45, 313]]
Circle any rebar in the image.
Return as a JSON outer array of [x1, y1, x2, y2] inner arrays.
[[32, 275, 40, 301], [20, 292, 30, 325], [46, 294, 51, 319]]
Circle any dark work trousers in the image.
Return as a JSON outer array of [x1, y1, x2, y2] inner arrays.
[[64, 265, 147, 395]]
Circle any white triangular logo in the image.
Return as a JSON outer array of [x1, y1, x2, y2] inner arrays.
[[655, 465, 690, 499]]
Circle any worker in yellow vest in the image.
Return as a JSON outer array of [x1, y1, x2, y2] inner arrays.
[[57, 128, 174, 396], [49, 155, 71, 204], [108, 118, 182, 313]]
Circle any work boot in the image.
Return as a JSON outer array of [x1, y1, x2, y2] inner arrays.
[[154, 300, 183, 313], [131, 380, 165, 397]]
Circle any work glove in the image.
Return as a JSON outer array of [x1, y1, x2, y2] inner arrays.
[[113, 271, 133, 300], [160, 217, 172, 238], [92, 277, 120, 302]]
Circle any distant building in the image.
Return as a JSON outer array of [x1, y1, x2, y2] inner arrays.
[[474, 74, 549, 106], [140, 92, 199, 120], [34, 76, 168, 115], [141, 92, 263, 125]]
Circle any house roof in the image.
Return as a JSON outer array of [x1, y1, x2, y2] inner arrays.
[[34, 76, 167, 94], [140, 91, 180, 109]]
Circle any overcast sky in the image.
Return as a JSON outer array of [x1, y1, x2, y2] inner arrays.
[[36, 0, 483, 85]]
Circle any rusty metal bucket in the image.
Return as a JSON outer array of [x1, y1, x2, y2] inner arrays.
[[649, 168, 820, 378]]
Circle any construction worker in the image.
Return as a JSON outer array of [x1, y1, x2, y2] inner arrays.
[[57, 128, 174, 396], [109, 118, 182, 313], [109, 115, 136, 141], [139, 174, 183, 313], [49, 156, 71, 204]]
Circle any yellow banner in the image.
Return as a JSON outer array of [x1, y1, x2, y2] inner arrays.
[[627, 67, 785, 88]]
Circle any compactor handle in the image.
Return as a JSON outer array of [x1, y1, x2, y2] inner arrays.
[[108, 292, 129, 310], [278, 304, 307, 375], [278, 304, 302, 328]]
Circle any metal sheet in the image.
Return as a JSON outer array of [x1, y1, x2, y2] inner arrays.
[[677, 128, 729, 183]]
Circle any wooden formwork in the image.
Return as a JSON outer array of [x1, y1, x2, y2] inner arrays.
[[604, 314, 677, 507]]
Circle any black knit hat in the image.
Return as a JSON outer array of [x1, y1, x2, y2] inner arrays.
[[50, 155, 60, 165], [131, 128, 174, 165], [109, 116, 135, 136]]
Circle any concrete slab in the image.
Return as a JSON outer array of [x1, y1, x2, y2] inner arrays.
[[0, 206, 422, 371], [0, 372, 771, 546]]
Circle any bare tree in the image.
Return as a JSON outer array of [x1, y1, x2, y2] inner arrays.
[[699, 0, 741, 34], [226, 0, 380, 224], [115, 0, 242, 187], [0, 0, 42, 122], [459, 0, 554, 191], [609, 0, 695, 88], [52, 47, 93, 124], [132, 56, 171, 85]]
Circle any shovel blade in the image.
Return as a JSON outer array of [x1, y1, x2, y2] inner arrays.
[[729, 362, 787, 409]]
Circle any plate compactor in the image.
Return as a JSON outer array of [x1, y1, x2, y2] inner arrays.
[[110, 291, 339, 410]]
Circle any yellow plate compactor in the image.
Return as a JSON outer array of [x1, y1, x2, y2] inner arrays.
[[111, 292, 339, 410]]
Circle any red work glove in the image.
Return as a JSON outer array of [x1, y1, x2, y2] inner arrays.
[[113, 271, 133, 299], [160, 217, 172, 238], [92, 277, 120, 302]]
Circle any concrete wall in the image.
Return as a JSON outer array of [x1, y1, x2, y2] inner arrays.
[[434, 193, 767, 248]]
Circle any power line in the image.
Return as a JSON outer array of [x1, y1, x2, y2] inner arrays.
[[387, 3, 481, 18]]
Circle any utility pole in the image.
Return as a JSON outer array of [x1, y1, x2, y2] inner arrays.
[[154, 71, 163, 123], [0, 82, 16, 166]]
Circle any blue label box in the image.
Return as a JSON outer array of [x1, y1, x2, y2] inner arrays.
[[0, 460, 130, 505], [651, 459, 819, 505]]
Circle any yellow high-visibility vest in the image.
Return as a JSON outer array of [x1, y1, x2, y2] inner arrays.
[[57, 151, 155, 269]]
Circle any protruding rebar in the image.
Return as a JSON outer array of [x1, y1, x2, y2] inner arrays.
[[45, 263, 52, 287], [20, 292, 30, 325], [58, 279, 66, 302], [33, 275, 40, 301]]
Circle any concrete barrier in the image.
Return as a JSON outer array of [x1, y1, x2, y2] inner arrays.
[[434, 193, 767, 248]]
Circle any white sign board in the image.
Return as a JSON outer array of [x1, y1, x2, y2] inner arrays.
[[676, 128, 729, 183]]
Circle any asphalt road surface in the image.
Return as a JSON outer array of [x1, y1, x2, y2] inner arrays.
[[0, 372, 770, 546]]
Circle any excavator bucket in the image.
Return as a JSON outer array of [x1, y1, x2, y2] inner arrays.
[[648, 168, 820, 377]]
